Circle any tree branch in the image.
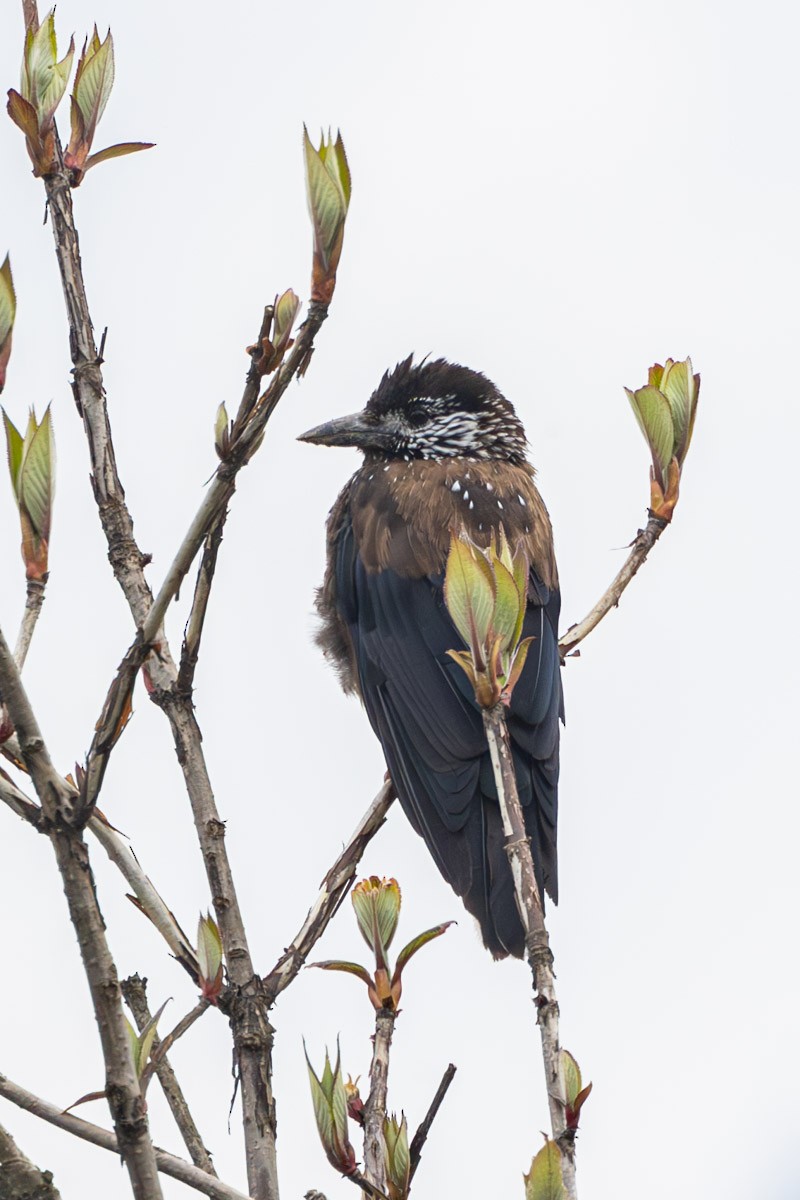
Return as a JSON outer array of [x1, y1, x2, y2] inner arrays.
[[0, 769, 40, 825], [362, 1010, 395, 1193], [558, 514, 668, 659], [408, 1064, 457, 1185], [264, 781, 394, 1003], [0, 1074, 251, 1200], [0, 625, 163, 1200], [482, 706, 577, 1199], [0, 1121, 61, 1200], [14, 579, 47, 671], [122, 976, 216, 1177]]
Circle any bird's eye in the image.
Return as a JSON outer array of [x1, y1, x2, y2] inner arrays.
[[406, 408, 429, 429]]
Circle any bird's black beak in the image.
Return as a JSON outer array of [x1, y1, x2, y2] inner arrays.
[[298, 410, 387, 450]]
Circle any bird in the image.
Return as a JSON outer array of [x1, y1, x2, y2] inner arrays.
[[299, 356, 562, 959]]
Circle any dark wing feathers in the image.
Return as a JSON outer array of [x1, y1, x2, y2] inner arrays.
[[332, 505, 562, 959]]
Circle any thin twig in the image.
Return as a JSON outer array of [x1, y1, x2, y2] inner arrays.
[[88, 812, 199, 976], [178, 510, 228, 693], [408, 1063, 457, 1185], [13, 579, 47, 671], [0, 1074, 251, 1200], [483, 707, 577, 1198], [362, 1010, 395, 1193], [0, 1120, 62, 1200], [122, 977, 216, 1177], [558, 514, 668, 659], [0, 624, 163, 1200], [264, 781, 394, 1002]]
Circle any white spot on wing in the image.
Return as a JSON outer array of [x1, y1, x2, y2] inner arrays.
[[451, 480, 461, 492], [518, 494, 527, 506], [497, 500, 504, 509]]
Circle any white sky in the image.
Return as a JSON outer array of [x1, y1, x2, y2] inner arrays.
[[1, 1, 798, 1198]]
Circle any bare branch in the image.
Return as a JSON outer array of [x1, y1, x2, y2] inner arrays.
[[362, 1010, 395, 1193], [558, 514, 668, 659], [122, 977, 216, 1178], [0, 1120, 61, 1200], [264, 781, 394, 1002], [408, 1064, 457, 1185], [0, 626, 163, 1200], [14, 579, 47, 671], [178, 510, 228, 693], [482, 707, 577, 1198], [0, 1074, 251, 1200], [88, 812, 199, 976], [0, 769, 40, 825]]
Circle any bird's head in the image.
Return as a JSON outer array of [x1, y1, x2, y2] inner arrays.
[[298, 356, 527, 463]]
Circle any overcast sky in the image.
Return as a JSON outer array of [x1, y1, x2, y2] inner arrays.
[[1, 1, 798, 1198]]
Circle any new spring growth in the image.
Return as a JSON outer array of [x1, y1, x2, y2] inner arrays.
[[7, 9, 74, 176], [625, 357, 700, 522], [304, 127, 351, 303], [524, 1139, 565, 1200], [196, 912, 224, 1004], [383, 1113, 411, 1200], [64, 27, 153, 186], [3, 406, 55, 581], [125, 998, 170, 1088], [310, 877, 453, 1011], [561, 1049, 592, 1133], [305, 1041, 358, 1176], [0, 256, 15, 393], [444, 528, 533, 708]]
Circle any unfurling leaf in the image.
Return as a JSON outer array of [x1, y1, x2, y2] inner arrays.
[[9, 10, 74, 174], [561, 1048, 592, 1131], [304, 127, 351, 303], [126, 998, 170, 1079], [444, 530, 533, 708], [383, 1112, 410, 1200], [0, 256, 16, 393], [524, 1140, 565, 1200], [304, 1040, 357, 1176], [196, 912, 224, 1003], [352, 876, 402, 964], [625, 357, 700, 521], [214, 402, 230, 459], [3, 405, 56, 579]]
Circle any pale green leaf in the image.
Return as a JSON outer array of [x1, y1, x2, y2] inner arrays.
[[560, 1048, 582, 1106], [524, 1141, 565, 1200], [626, 385, 674, 483], [18, 406, 55, 540], [444, 535, 496, 652], [26, 13, 74, 127], [0, 256, 16, 346], [392, 921, 454, 983], [83, 141, 155, 172], [135, 998, 169, 1077], [308, 959, 374, 989], [196, 912, 223, 984], [659, 359, 692, 463], [493, 557, 523, 653], [3, 411, 24, 496], [304, 127, 347, 269], [74, 28, 114, 136]]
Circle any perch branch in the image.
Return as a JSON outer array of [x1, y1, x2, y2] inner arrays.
[[558, 514, 668, 658], [0, 1074, 250, 1200], [0, 770, 40, 825], [122, 976, 216, 1177], [362, 1010, 395, 1193], [482, 706, 577, 1199], [264, 780, 395, 1002], [13, 579, 47, 672]]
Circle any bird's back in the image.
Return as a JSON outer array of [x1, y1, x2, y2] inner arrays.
[[317, 455, 562, 959]]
